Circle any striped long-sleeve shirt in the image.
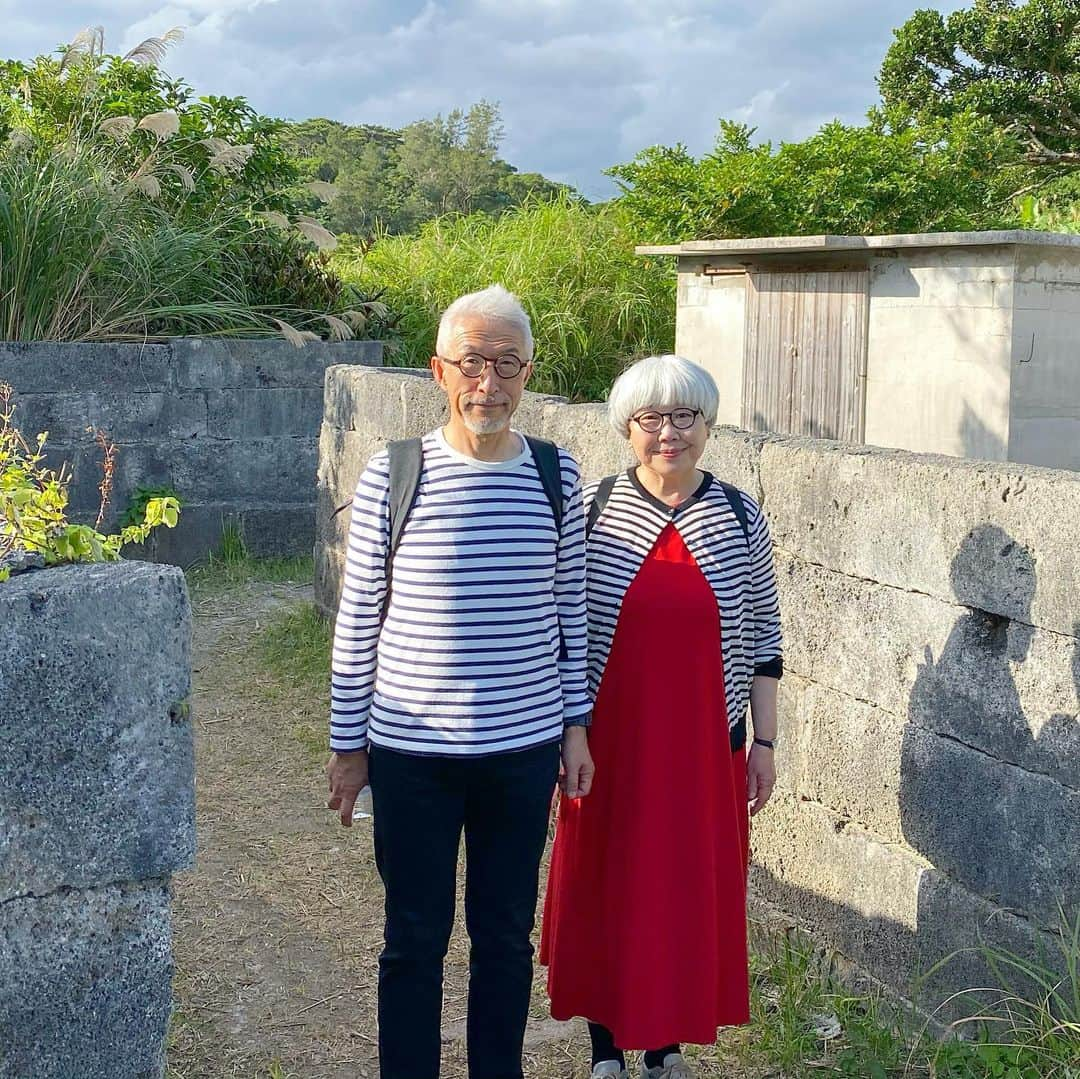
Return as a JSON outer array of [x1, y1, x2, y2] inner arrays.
[[584, 470, 783, 750], [330, 428, 590, 756]]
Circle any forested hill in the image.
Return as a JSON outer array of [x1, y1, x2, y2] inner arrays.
[[280, 102, 576, 237]]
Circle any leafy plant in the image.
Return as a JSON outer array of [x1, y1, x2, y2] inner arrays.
[[280, 103, 575, 238], [121, 483, 184, 529], [0, 382, 179, 581], [880, 0, 1080, 178], [337, 194, 674, 401]]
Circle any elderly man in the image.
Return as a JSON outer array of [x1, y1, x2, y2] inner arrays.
[[326, 284, 594, 1079]]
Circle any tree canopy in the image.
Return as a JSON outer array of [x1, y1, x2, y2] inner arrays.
[[880, 0, 1080, 172], [609, 0, 1080, 242], [280, 102, 574, 237], [609, 112, 1015, 243]]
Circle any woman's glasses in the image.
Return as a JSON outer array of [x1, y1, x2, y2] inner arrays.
[[630, 408, 702, 433]]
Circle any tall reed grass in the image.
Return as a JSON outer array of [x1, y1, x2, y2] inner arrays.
[[0, 28, 385, 344], [0, 145, 261, 341], [336, 196, 675, 401]]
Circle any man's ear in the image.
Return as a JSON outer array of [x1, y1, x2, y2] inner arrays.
[[521, 360, 534, 388], [430, 354, 445, 386]]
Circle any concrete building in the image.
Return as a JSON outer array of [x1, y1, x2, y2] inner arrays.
[[638, 231, 1080, 469]]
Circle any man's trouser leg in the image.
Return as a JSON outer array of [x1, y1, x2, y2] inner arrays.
[[463, 740, 561, 1079], [369, 746, 465, 1079]]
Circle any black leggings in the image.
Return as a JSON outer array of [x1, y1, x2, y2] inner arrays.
[[588, 1022, 679, 1070]]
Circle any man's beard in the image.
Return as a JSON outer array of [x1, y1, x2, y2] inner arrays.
[[463, 412, 510, 435], [462, 397, 510, 435]]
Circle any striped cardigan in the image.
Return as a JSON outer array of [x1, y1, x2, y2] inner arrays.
[[585, 470, 783, 749]]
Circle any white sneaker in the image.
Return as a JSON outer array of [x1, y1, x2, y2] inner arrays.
[[591, 1061, 628, 1079], [640, 1052, 695, 1079]]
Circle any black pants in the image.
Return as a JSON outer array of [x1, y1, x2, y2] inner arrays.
[[368, 740, 561, 1079]]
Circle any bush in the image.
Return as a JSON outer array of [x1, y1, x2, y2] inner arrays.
[[0, 382, 178, 581], [0, 28, 388, 341], [336, 196, 674, 401], [609, 113, 1017, 243]]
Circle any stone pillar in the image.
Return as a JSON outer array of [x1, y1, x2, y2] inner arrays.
[[0, 561, 194, 1079]]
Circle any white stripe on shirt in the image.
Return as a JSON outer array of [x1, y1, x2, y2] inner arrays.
[[330, 429, 590, 756]]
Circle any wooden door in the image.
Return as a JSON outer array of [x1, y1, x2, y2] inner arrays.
[[742, 269, 868, 441]]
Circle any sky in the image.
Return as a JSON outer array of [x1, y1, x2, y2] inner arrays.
[[2, 0, 968, 200]]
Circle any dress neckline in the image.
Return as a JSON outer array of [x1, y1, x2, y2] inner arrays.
[[626, 468, 714, 519]]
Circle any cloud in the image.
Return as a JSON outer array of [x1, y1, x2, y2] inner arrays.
[[3, 0, 972, 199]]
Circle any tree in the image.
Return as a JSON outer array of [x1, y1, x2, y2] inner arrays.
[[608, 113, 1014, 243], [880, 0, 1080, 172], [279, 103, 576, 236]]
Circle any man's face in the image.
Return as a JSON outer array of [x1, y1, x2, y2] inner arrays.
[[431, 314, 533, 435]]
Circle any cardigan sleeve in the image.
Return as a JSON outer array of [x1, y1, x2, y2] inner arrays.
[[747, 498, 783, 678]]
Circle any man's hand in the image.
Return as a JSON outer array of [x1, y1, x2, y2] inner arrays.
[[325, 749, 369, 827], [560, 727, 594, 799], [746, 743, 776, 817]]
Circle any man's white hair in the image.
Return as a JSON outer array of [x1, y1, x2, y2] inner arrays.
[[436, 284, 534, 360], [607, 354, 719, 436]]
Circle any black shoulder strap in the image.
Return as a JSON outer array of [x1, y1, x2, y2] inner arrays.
[[585, 475, 617, 537], [524, 436, 563, 534], [718, 480, 750, 545], [384, 438, 424, 615]]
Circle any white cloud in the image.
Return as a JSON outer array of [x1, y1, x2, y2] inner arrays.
[[2, 0, 973, 199]]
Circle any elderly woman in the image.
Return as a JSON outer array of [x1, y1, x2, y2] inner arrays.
[[540, 355, 783, 1079]]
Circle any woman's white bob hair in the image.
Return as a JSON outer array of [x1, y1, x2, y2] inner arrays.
[[435, 284, 534, 360], [607, 354, 719, 437]]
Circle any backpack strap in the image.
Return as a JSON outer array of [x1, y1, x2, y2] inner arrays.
[[524, 436, 563, 534], [717, 480, 750, 545], [585, 475, 617, 537], [384, 437, 424, 619], [523, 435, 568, 661]]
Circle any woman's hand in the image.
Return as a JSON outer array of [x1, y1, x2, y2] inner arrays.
[[746, 743, 776, 816]]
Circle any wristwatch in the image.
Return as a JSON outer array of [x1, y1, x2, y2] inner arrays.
[[752, 736, 776, 750]]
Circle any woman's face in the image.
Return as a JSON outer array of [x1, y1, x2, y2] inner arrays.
[[627, 405, 709, 480]]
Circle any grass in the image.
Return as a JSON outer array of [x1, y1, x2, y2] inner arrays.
[[924, 909, 1080, 1079], [253, 600, 331, 764], [335, 194, 675, 402], [185, 521, 315, 595], [256, 602, 330, 689]]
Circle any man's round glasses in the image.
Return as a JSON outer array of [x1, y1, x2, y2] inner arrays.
[[630, 408, 702, 433], [439, 354, 527, 379]]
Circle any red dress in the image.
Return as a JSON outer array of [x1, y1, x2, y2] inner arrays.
[[540, 523, 750, 1048]]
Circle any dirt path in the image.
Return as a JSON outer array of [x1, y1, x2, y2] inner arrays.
[[168, 582, 590, 1079]]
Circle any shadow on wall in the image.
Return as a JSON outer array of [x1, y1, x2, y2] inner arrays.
[[758, 528, 1078, 1016], [749, 861, 1056, 1021], [958, 401, 1007, 462], [900, 524, 1080, 934]]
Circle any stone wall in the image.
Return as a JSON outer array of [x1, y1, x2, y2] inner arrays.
[[315, 365, 1080, 1014], [0, 562, 194, 1078], [0, 338, 382, 566]]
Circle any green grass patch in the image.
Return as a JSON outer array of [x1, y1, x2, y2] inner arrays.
[[185, 521, 314, 594], [736, 933, 911, 1077], [250, 601, 332, 762], [255, 602, 331, 692]]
